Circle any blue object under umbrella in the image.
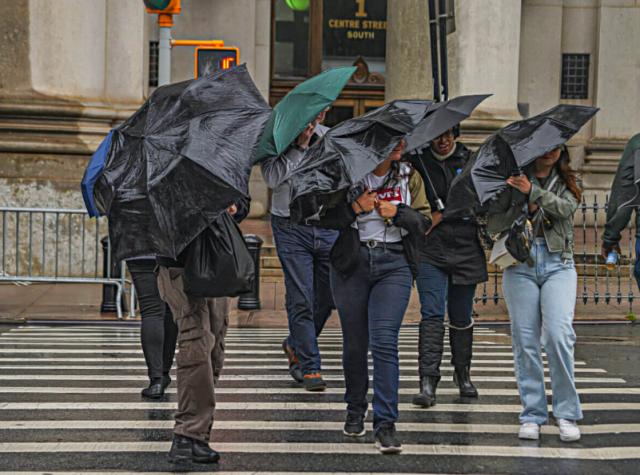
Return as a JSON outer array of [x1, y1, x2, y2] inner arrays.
[[81, 129, 115, 217]]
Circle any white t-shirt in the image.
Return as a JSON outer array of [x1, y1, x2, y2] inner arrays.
[[353, 164, 412, 243]]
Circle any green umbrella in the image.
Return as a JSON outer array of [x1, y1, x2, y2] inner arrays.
[[253, 66, 356, 163]]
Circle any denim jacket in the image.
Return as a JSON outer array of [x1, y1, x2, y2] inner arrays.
[[486, 166, 579, 260]]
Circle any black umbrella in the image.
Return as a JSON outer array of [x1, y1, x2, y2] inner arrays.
[[403, 94, 491, 155], [444, 104, 599, 219], [94, 64, 272, 261], [288, 100, 434, 223], [288, 96, 489, 223]]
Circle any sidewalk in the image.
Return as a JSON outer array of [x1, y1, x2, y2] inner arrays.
[[0, 280, 632, 326]]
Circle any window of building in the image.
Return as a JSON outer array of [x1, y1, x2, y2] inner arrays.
[[273, 0, 310, 78], [149, 41, 159, 88], [561, 54, 589, 100]]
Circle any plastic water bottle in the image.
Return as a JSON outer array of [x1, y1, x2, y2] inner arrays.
[[605, 251, 618, 271]]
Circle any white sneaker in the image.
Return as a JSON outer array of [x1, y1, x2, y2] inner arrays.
[[518, 422, 540, 440], [558, 419, 581, 442]]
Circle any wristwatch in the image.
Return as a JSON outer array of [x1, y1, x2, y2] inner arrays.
[[292, 143, 308, 153]]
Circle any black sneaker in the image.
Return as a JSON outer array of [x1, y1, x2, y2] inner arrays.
[[168, 433, 220, 464], [303, 373, 327, 391], [375, 422, 402, 454], [141, 378, 164, 399], [282, 340, 304, 383], [343, 411, 367, 437], [162, 374, 172, 390]]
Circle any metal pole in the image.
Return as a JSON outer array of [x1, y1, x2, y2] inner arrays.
[[438, 0, 449, 101], [158, 15, 173, 87], [428, 0, 441, 102]]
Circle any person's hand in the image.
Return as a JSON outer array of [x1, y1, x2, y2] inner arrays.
[[602, 242, 621, 260], [296, 124, 315, 149], [376, 200, 398, 219], [227, 204, 238, 216], [425, 211, 442, 236], [507, 175, 532, 194], [351, 187, 376, 214]]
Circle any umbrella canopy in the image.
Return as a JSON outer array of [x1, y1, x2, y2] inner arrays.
[[81, 129, 116, 218], [94, 64, 272, 261], [288, 100, 436, 223], [444, 104, 599, 219], [403, 94, 491, 156], [253, 66, 356, 163]]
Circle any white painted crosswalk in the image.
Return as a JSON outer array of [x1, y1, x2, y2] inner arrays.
[[0, 323, 637, 475]]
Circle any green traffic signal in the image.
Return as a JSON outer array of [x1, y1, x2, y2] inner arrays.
[[143, 0, 172, 10]]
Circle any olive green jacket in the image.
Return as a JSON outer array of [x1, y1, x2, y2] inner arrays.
[[486, 166, 580, 260]]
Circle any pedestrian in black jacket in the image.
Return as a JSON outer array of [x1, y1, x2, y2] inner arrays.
[[407, 129, 488, 407], [319, 139, 432, 453]]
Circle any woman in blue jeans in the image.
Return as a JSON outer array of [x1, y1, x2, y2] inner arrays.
[[320, 140, 432, 453], [487, 147, 583, 442]]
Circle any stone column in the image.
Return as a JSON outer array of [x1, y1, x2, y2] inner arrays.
[[448, 0, 523, 132], [518, 0, 563, 118], [384, 0, 433, 102]]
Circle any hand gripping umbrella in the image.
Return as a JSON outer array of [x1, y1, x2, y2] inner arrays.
[[444, 104, 599, 219], [94, 64, 272, 261], [288, 100, 436, 223], [253, 66, 356, 163]]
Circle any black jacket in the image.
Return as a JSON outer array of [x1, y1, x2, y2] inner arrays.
[[408, 143, 488, 285], [319, 190, 432, 280]]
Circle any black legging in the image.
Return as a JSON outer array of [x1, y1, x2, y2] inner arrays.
[[127, 259, 178, 380]]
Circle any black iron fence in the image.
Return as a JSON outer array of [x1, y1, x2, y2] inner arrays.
[[476, 196, 637, 313]]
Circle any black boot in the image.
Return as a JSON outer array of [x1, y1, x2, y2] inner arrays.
[[141, 378, 164, 398], [412, 320, 445, 407], [449, 324, 478, 398], [168, 433, 220, 464]]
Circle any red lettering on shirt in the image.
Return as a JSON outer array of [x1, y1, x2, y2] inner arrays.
[[376, 186, 402, 203]]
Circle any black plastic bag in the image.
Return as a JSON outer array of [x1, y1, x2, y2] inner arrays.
[[505, 207, 534, 264], [183, 213, 254, 299]]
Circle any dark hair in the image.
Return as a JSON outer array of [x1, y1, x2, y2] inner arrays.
[[375, 159, 414, 191], [557, 148, 582, 201]]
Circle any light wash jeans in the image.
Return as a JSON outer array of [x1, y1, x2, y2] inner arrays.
[[502, 238, 583, 425]]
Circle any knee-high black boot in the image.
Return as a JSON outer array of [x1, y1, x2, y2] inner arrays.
[[449, 323, 478, 398], [412, 320, 445, 407]]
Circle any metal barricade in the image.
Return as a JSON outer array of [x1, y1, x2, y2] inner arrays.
[[0, 207, 136, 320], [476, 196, 637, 314]]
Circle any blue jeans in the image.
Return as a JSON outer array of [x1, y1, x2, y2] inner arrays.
[[271, 216, 338, 375], [502, 239, 583, 425], [416, 262, 476, 328], [330, 247, 413, 432]]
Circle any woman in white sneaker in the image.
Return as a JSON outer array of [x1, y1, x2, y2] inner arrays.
[[487, 147, 582, 442]]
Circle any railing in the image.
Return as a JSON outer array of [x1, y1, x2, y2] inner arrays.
[[476, 196, 637, 314], [0, 207, 135, 319]]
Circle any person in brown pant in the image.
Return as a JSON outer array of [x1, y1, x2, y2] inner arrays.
[[157, 203, 244, 465]]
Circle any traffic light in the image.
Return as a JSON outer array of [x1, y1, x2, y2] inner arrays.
[[195, 46, 240, 78], [143, 0, 181, 14]]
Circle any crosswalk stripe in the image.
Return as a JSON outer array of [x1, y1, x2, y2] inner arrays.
[[1, 402, 635, 412], [0, 341, 511, 350], [0, 358, 583, 364], [0, 375, 622, 383], [1, 387, 633, 395], [0, 350, 526, 356], [0, 365, 605, 373], [0, 472, 461, 475], [0, 420, 638, 435], [12, 326, 497, 333], [0, 442, 637, 460]]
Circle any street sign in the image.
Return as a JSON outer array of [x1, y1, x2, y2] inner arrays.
[[195, 46, 240, 77]]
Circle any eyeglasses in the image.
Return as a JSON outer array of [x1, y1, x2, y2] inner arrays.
[[435, 130, 454, 141]]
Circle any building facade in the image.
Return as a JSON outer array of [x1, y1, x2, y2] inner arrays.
[[1, 0, 638, 222]]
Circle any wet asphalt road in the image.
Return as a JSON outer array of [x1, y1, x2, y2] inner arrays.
[[0, 322, 638, 474]]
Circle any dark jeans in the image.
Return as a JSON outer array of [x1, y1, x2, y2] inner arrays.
[[331, 247, 413, 432], [128, 259, 178, 380], [271, 216, 338, 375], [634, 240, 640, 292], [416, 262, 476, 329]]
